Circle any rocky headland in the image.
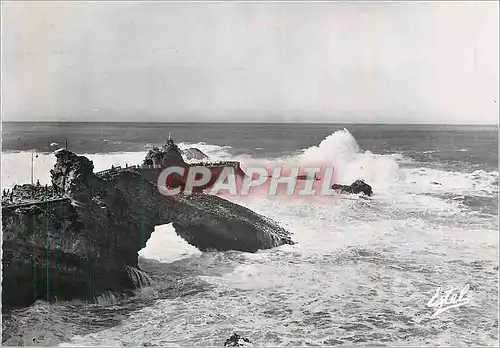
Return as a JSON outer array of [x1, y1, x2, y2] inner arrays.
[[2, 149, 294, 309]]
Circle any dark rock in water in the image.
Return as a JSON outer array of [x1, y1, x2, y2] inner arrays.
[[224, 333, 253, 347], [331, 179, 373, 196], [431, 181, 442, 185], [296, 174, 319, 181], [182, 147, 209, 161], [2, 149, 294, 309], [350, 179, 373, 196]]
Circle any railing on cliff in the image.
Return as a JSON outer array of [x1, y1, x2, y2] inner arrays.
[[1, 197, 71, 210], [95, 164, 166, 176]]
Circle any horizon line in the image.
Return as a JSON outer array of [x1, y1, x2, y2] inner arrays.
[[1, 121, 498, 126]]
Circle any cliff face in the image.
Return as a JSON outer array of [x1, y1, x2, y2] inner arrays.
[[2, 149, 294, 309]]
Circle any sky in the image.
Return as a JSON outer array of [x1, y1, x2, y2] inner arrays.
[[1, 1, 498, 124]]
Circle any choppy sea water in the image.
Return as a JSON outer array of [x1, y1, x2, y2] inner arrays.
[[1, 123, 498, 346]]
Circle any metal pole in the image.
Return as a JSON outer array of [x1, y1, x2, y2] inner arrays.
[[31, 151, 34, 185]]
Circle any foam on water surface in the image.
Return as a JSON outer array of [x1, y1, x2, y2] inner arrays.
[[2, 128, 497, 347]]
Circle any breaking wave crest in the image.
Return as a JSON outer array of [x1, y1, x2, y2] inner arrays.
[[294, 128, 401, 187], [282, 128, 498, 199]]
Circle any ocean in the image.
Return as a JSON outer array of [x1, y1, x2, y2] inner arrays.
[[1, 122, 499, 346]]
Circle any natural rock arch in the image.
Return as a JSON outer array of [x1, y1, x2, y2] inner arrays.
[[2, 149, 294, 308]]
